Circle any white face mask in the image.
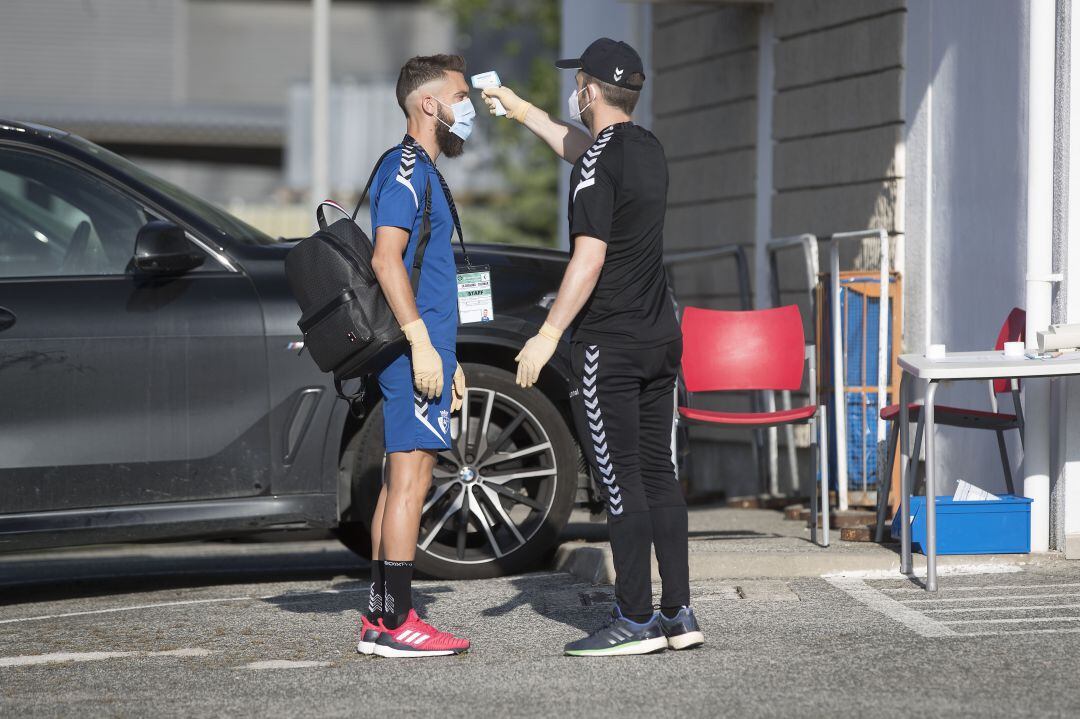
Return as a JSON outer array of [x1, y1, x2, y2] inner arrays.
[[567, 85, 594, 121], [434, 96, 476, 141]]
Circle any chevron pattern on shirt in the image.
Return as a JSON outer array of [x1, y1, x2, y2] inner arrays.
[[583, 344, 623, 515], [573, 127, 614, 202], [395, 143, 419, 207]]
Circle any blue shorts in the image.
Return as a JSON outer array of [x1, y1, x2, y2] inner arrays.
[[377, 347, 456, 454]]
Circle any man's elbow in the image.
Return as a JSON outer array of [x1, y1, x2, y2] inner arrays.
[[371, 250, 392, 277], [579, 253, 605, 279]]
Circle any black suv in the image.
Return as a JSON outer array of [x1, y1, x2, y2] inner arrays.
[[0, 120, 592, 579]]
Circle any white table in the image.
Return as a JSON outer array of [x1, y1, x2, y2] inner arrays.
[[897, 350, 1080, 591]]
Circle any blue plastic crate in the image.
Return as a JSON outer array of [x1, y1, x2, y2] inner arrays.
[[890, 494, 1033, 554]]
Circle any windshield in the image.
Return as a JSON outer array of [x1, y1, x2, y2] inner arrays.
[[63, 134, 279, 245]]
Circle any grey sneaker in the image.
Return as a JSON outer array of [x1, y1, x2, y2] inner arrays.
[[564, 606, 668, 657], [658, 606, 705, 650]]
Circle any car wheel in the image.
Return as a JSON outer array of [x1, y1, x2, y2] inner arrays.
[[338, 362, 578, 579]]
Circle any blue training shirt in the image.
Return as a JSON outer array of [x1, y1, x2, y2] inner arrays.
[[370, 142, 458, 352]]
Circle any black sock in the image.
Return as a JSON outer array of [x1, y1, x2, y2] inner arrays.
[[625, 612, 654, 624], [661, 606, 684, 619], [382, 559, 414, 629], [365, 560, 384, 622]]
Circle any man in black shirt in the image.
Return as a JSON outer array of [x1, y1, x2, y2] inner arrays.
[[483, 38, 703, 656]]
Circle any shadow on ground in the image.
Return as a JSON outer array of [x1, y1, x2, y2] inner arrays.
[[0, 545, 367, 605]]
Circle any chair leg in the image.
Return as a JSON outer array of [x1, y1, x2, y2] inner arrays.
[[810, 417, 819, 546], [875, 420, 900, 542], [909, 416, 926, 496], [996, 430, 1015, 495]]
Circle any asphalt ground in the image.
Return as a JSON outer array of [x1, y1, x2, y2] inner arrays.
[[3, 540, 1080, 718]]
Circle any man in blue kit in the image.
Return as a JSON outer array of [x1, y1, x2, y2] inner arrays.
[[356, 54, 473, 658]]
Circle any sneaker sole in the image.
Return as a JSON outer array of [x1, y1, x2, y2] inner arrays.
[[372, 644, 465, 658], [667, 631, 705, 650], [356, 640, 377, 655], [564, 636, 668, 657]]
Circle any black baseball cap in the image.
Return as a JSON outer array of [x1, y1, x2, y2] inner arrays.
[[555, 38, 645, 90]]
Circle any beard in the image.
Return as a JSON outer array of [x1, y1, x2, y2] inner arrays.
[[435, 106, 466, 158], [580, 103, 596, 132]]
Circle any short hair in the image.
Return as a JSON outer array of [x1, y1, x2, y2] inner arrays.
[[396, 54, 467, 116], [581, 71, 644, 115]]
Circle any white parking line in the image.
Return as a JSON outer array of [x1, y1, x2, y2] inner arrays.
[[901, 591, 1080, 604], [0, 587, 367, 625], [881, 582, 1080, 593], [824, 576, 956, 637], [0, 648, 212, 668], [943, 616, 1080, 625], [243, 660, 332, 670], [925, 603, 1080, 613]]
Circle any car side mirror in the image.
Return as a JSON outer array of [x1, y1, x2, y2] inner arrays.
[[133, 220, 205, 275]]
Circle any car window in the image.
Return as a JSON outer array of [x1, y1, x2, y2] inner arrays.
[[63, 134, 279, 246], [0, 149, 210, 279]]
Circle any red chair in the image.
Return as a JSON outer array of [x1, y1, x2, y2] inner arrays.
[[873, 308, 1026, 540], [679, 305, 832, 545]]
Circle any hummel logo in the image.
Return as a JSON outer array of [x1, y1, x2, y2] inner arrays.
[[613, 67, 624, 81]]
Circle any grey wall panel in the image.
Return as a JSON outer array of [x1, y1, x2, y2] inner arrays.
[[775, 0, 906, 39], [773, 67, 904, 140], [654, 100, 756, 159], [653, 7, 758, 70], [775, 11, 905, 90], [772, 179, 901, 237], [664, 199, 756, 251], [668, 149, 756, 205], [653, 50, 758, 115], [774, 123, 903, 191], [186, 1, 453, 106], [0, 0, 182, 104], [653, 4, 719, 27]]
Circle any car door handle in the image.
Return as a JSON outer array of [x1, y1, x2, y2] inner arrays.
[[0, 307, 16, 333]]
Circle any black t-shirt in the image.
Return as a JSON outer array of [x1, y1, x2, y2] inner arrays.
[[567, 122, 680, 348]]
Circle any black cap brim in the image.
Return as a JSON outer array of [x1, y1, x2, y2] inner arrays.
[[554, 58, 582, 69]]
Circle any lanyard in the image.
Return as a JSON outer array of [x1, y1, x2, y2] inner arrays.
[[403, 134, 472, 267]]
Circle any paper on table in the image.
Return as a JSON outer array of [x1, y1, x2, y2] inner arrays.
[[953, 479, 1000, 502]]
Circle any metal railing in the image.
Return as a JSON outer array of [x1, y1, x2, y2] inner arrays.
[[828, 229, 890, 511], [764, 234, 819, 497]]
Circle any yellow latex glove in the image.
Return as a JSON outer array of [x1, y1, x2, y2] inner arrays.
[[401, 319, 443, 399], [482, 86, 532, 123], [515, 322, 562, 388], [452, 364, 466, 413]]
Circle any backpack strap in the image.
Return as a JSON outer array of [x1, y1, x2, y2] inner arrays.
[[409, 181, 434, 295]]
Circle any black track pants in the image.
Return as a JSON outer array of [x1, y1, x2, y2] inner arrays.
[[569, 338, 690, 616]]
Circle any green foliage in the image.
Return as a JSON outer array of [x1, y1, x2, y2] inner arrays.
[[439, 0, 561, 247]]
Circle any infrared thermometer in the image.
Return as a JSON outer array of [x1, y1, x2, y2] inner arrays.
[[471, 71, 506, 116]]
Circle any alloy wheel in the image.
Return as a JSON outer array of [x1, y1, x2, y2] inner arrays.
[[416, 387, 559, 565]]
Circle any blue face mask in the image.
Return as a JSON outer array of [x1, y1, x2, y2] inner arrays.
[[435, 96, 476, 141]]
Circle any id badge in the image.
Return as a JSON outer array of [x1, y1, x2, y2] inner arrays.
[[457, 265, 494, 324]]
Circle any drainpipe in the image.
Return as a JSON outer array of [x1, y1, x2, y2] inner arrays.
[[1026, 0, 1058, 553], [311, 0, 331, 209]]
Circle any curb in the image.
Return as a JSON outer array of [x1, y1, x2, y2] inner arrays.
[[553, 541, 1063, 585]]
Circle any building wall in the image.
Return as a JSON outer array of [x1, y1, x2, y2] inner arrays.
[[904, 0, 1028, 497], [650, 3, 762, 496], [649, 1, 907, 498], [0, 0, 184, 105]]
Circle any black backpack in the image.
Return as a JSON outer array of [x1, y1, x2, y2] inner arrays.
[[285, 147, 433, 401]]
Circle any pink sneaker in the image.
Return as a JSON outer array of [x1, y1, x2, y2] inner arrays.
[[373, 609, 470, 658], [356, 614, 384, 655]]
